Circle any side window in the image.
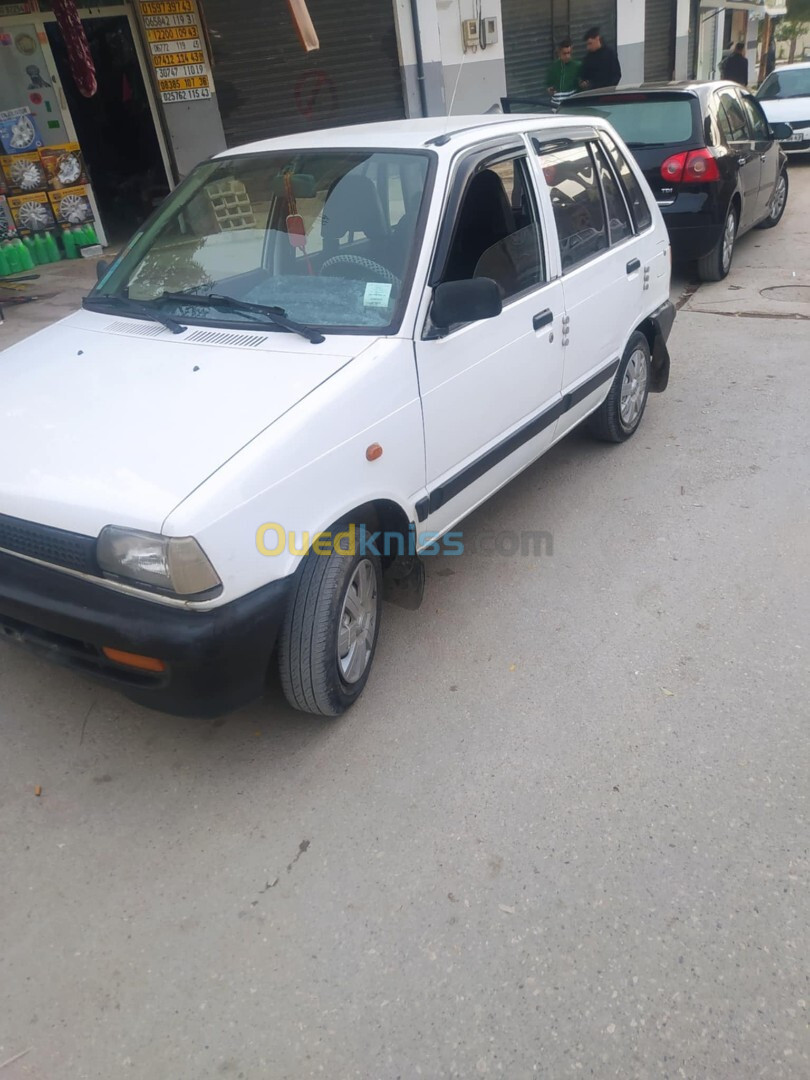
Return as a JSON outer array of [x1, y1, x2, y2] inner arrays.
[[538, 143, 608, 272], [741, 94, 770, 140], [716, 91, 748, 142], [599, 132, 652, 232], [592, 140, 633, 245], [441, 156, 545, 301]]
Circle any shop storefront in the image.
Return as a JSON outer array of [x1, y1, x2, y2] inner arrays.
[[0, 0, 179, 261], [501, 0, 618, 99]]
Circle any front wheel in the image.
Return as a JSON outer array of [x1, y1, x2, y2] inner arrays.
[[697, 204, 737, 282], [589, 331, 651, 443], [756, 169, 788, 229], [278, 539, 382, 716]]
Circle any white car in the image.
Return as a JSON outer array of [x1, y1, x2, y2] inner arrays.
[[0, 115, 674, 718], [757, 62, 810, 153]]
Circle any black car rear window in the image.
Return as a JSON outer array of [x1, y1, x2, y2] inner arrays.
[[559, 93, 697, 147]]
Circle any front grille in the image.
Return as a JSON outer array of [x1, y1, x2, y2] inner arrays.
[[0, 512, 98, 574]]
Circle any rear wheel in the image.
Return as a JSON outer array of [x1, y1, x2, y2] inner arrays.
[[697, 204, 737, 282], [589, 331, 651, 443], [756, 169, 788, 229], [278, 538, 382, 716]]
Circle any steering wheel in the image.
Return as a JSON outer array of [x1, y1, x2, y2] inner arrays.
[[320, 254, 401, 294]]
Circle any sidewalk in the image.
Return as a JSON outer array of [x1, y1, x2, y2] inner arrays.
[[1, 252, 116, 348]]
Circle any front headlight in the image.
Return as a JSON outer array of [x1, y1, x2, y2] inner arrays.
[[97, 527, 221, 597]]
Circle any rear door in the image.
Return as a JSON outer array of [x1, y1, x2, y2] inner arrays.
[[740, 91, 779, 221], [715, 87, 760, 232], [531, 135, 643, 437]]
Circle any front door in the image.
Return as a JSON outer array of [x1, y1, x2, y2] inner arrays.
[[415, 148, 565, 539], [716, 87, 760, 232], [740, 90, 779, 221]]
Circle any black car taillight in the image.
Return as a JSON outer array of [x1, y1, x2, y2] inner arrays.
[[661, 148, 720, 183]]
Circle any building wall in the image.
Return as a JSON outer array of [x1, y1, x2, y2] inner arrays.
[[618, 0, 645, 83], [394, 0, 507, 115]]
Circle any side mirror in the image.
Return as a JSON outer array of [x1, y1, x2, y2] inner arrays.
[[769, 121, 793, 140], [96, 259, 110, 282], [431, 278, 502, 329]]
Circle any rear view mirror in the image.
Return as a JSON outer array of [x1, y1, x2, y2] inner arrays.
[[770, 121, 793, 140], [431, 278, 502, 328]]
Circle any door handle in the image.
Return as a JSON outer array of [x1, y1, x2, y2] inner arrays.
[[533, 309, 553, 331], [626, 258, 641, 275]]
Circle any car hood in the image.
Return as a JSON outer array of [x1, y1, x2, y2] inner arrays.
[[759, 97, 810, 122], [0, 312, 370, 537]]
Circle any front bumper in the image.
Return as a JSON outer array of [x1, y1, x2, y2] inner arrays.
[[0, 551, 293, 717]]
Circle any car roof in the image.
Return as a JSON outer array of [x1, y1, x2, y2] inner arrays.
[[567, 79, 749, 104], [215, 114, 611, 158], [764, 61, 810, 72]]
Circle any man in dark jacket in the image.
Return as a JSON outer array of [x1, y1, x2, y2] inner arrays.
[[579, 27, 622, 90], [722, 42, 749, 86]]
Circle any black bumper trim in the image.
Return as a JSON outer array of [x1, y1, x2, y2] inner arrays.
[[0, 551, 293, 717], [646, 299, 675, 393]]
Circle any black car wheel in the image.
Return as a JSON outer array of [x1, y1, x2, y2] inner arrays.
[[589, 331, 651, 443], [697, 203, 737, 282], [756, 169, 789, 229]]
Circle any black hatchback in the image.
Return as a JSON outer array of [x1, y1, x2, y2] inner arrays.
[[554, 82, 791, 281]]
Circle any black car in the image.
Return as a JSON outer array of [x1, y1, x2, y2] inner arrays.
[[550, 82, 791, 281]]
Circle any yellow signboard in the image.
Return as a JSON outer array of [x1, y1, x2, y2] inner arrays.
[[158, 75, 210, 92], [139, 0, 212, 105], [152, 51, 205, 67], [140, 0, 194, 14]]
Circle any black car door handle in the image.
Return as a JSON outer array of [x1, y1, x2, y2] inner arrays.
[[533, 309, 553, 331], [626, 258, 641, 275]]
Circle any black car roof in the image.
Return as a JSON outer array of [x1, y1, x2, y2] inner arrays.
[[568, 80, 743, 105]]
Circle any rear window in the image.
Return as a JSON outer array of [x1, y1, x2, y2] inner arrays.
[[560, 94, 697, 147]]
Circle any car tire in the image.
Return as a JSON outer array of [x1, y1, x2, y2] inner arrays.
[[589, 331, 651, 443], [697, 204, 737, 282], [756, 168, 788, 229], [278, 534, 382, 716]]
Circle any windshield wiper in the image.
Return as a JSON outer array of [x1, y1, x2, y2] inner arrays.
[[83, 293, 187, 335], [161, 291, 325, 344]]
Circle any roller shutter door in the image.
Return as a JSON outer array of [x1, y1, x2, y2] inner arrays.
[[644, 0, 675, 81], [202, 0, 405, 147]]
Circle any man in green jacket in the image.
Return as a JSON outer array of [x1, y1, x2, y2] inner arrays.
[[546, 38, 581, 104]]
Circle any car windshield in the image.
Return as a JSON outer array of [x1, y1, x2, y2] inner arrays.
[[559, 94, 696, 146], [757, 68, 810, 100], [91, 149, 433, 333]]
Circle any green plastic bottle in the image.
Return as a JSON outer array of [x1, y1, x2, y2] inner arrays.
[[84, 222, 99, 245], [0, 244, 10, 278], [5, 240, 22, 274], [15, 238, 35, 271], [33, 233, 48, 264], [22, 235, 38, 264], [43, 231, 60, 262], [62, 228, 77, 259]]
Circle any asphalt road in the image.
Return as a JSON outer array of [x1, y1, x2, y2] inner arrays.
[[1, 163, 808, 1080]]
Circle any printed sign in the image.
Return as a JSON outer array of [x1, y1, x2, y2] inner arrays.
[[8, 190, 55, 233], [48, 184, 94, 225], [0, 194, 17, 238], [0, 107, 43, 154], [1, 151, 46, 193], [39, 143, 87, 190], [138, 0, 212, 103]]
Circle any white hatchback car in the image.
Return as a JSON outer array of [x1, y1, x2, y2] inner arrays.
[[756, 62, 810, 153], [0, 115, 674, 718]]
